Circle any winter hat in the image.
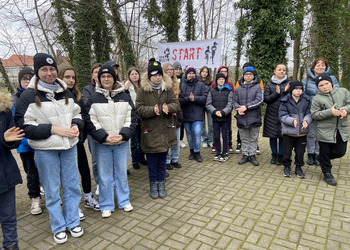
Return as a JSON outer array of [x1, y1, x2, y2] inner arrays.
[[173, 61, 182, 70], [98, 63, 117, 85], [33, 53, 57, 77], [289, 80, 303, 93], [315, 73, 333, 87], [148, 58, 163, 79], [215, 73, 226, 83], [243, 66, 255, 75], [184, 66, 196, 79], [242, 62, 254, 69], [105, 60, 119, 68], [18, 67, 34, 83]]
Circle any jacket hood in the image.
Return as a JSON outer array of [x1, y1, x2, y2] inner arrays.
[[280, 92, 310, 102], [27, 75, 67, 94], [140, 72, 173, 92], [215, 84, 232, 91], [0, 91, 13, 112], [217, 66, 230, 83], [95, 82, 125, 98], [306, 66, 332, 80]]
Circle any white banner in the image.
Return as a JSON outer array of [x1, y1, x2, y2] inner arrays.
[[158, 38, 222, 69]]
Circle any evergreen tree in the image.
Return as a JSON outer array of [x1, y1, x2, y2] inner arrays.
[[185, 0, 196, 41]]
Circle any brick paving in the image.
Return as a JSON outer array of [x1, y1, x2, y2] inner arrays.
[[2, 134, 350, 249]]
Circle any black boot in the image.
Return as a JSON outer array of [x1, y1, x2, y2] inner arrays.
[[313, 154, 320, 166], [307, 154, 314, 165], [324, 172, 337, 186], [194, 152, 203, 162], [238, 155, 250, 165], [150, 182, 159, 199], [249, 155, 259, 166], [158, 181, 167, 198], [270, 154, 277, 164], [276, 155, 283, 165], [188, 149, 195, 160]]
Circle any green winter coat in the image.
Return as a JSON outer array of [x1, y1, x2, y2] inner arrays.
[[311, 86, 350, 143], [136, 73, 181, 153]]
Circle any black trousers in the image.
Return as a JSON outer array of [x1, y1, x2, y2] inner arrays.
[[20, 152, 40, 198], [213, 120, 229, 154], [77, 143, 92, 194], [282, 135, 307, 168], [319, 131, 347, 174]]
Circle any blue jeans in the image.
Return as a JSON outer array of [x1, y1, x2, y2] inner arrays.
[[95, 141, 131, 211], [270, 138, 283, 155], [87, 134, 99, 185], [166, 127, 181, 164], [0, 187, 18, 248], [34, 146, 81, 233], [146, 152, 167, 182], [131, 124, 145, 164], [184, 121, 203, 152], [201, 110, 213, 145]]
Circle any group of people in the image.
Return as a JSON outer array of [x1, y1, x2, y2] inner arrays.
[[1, 53, 349, 249]]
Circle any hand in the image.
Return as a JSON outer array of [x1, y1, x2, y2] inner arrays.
[[339, 108, 347, 119], [106, 135, 122, 144], [154, 104, 160, 115], [215, 111, 222, 117], [236, 105, 247, 115], [4, 126, 24, 142], [68, 125, 80, 138], [190, 92, 194, 101], [162, 103, 169, 114], [331, 104, 341, 117], [293, 118, 297, 128], [124, 81, 130, 90], [53, 126, 75, 138], [284, 83, 290, 92], [302, 120, 308, 129], [276, 85, 280, 94]]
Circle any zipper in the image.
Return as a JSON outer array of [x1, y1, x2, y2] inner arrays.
[[329, 92, 338, 142]]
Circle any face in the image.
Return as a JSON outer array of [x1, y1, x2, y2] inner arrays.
[[100, 73, 114, 90], [217, 78, 225, 87], [292, 88, 303, 97], [129, 70, 140, 83], [20, 74, 32, 89], [313, 60, 327, 76], [166, 66, 174, 77], [201, 68, 208, 78], [317, 80, 333, 94], [92, 67, 100, 82], [187, 72, 196, 80], [38, 66, 57, 84], [150, 73, 163, 85], [274, 64, 286, 79], [243, 72, 254, 83], [175, 68, 182, 76], [62, 70, 76, 89], [219, 68, 228, 77]]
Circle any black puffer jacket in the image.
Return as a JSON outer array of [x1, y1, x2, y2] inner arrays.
[[263, 77, 290, 138], [233, 79, 263, 129]]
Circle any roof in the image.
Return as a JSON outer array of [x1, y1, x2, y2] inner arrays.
[[2, 54, 34, 67]]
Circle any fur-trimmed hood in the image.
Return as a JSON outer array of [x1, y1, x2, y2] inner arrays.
[[0, 91, 13, 112], [140, 73, 173, 92]]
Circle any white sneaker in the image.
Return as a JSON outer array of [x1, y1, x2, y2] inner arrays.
[[31, 197, 42, 215], [202, 142, 208, 148], [101, 210, 111, 218], [123, 203, 133, 212], [180, 140, 187, 148], [79, 208, 85, 221], [95, 185, 99, 196], [54, 231, 67, 244], [84, 194, 100, 211], [69, 226, 84, 238]]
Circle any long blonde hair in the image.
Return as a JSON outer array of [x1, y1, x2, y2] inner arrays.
[[58, 64, 81, 101], [163, 63, 180, 95]]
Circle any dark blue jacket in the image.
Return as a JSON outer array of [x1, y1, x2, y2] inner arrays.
[[0, 93, 22, 194], [279, 93, 312, 136], [233, 79, 263, 129], [180, 76, 208, 122], [206, 84, 233, 122]]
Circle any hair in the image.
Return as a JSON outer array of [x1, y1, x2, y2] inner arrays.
[[91, 63, 103, 74], [274, 63, 286, 70], [162, 63, 180, 95], [58, 64, 81, 101], [198, 66, 212, 85], [34, 77, 68, 107], [127, 67, 141, 93], [311, 57, 329, 73]]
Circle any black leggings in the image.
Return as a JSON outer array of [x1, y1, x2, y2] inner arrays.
[[77, 143, 92, 194]]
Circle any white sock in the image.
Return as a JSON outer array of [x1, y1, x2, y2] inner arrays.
[[84, 192, 92, 200]]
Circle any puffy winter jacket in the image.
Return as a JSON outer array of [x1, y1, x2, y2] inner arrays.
[[84, 84, 136, 144], [233, 79, 263, 129], [206, 84, 233, 122], [311, 87, 350, 143], [279, 94, 312, 136]]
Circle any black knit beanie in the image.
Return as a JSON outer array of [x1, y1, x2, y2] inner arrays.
[[289, 80, 303, 93], [33, 53, 57, 77], [148, 58, 163, 79], [98, 63, 117, 86], [18, 67, 34, 83], [315, 73, 333, 87], [215, 73, 226, 83], [184, 66, 196, 79]]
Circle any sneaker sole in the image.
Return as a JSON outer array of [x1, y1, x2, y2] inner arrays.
[[283, 174, 291, 178], [84, 204, 100, 211], [31, 209, 43, 215], [54, 234, 67, 244], [70, 229, 84, 238]]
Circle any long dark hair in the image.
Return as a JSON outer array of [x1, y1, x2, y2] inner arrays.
[[58, 64, 81, 101], [198, 66, 212, 85], [127, 67, 141, 93]]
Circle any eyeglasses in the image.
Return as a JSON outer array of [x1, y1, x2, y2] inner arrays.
[[166, 69, 174, 72], [244, 73, 254, 76], [39, 68, 57, 73], [220, 70, 228, 73], [21, 78, 31, 81], [101, 75, 113, 79]]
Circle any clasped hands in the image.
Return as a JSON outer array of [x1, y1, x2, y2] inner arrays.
[[331, 104, 347, 119], [154, 103, 169, 115]]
